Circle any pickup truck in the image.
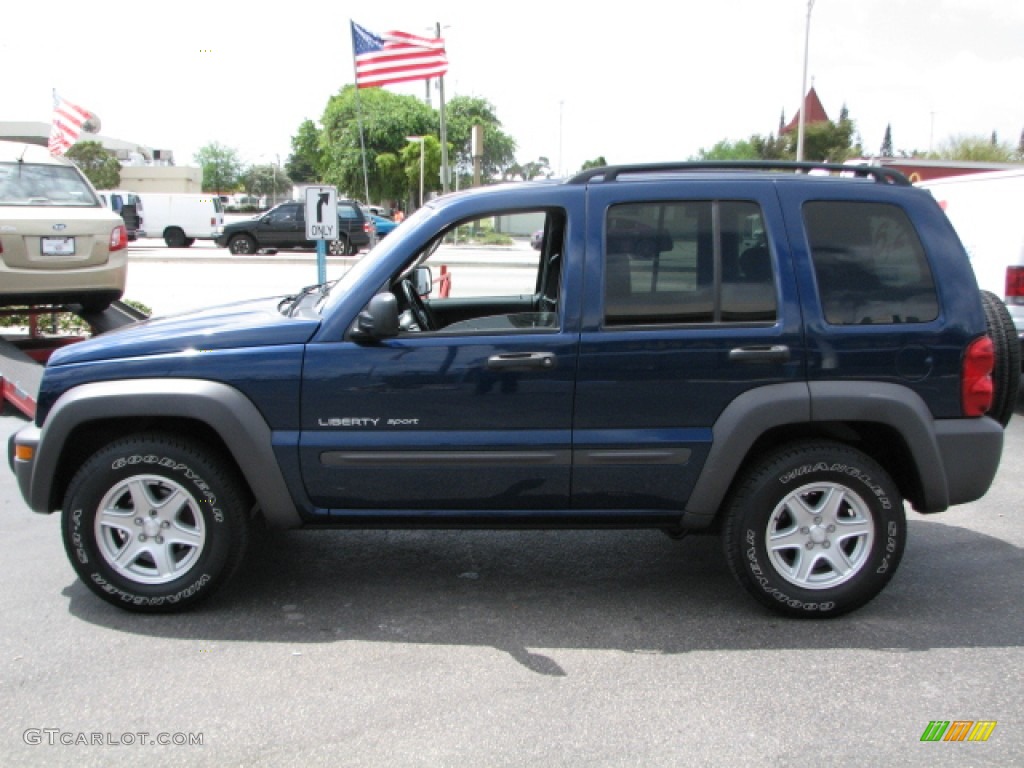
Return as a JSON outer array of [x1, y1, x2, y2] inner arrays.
[[8, 161, 1014, 616]]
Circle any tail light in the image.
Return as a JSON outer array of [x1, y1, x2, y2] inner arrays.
[[1005, 266, 1024, 305], [962, 335, 994, 417], [109, 225, 128, 252], [364, 221, 375, 235]]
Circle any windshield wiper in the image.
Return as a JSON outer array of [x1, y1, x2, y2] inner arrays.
[[280, 279, 338, 316]]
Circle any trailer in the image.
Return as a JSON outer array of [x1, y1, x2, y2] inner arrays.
[[1, 302, 146, 419]]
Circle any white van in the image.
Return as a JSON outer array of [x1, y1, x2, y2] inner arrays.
[[918, 170, 1024, 345], [135, 193, 224, 247], [96, 189, 145, 240]]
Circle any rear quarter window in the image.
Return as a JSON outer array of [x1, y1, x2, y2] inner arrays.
[[803, 201, 939, 325]]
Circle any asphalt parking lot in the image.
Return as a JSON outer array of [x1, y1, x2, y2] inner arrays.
[[2, 239, 1023, 766], [1, 387, 1022, 767]]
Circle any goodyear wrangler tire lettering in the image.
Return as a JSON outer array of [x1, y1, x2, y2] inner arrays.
[[723, 440, 906, 618], [61, 434, 249, 614]]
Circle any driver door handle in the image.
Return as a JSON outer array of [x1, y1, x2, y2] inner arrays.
[[486, 352, 557, 371]]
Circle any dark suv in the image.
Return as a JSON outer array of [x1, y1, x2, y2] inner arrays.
[[216, 199, 371, 255], [10, 162, 1016, 617]]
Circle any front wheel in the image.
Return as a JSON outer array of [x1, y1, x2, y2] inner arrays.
[[61, 434, 250, 612], [228, 234, 257, 255], [722, 441, 905, 617]]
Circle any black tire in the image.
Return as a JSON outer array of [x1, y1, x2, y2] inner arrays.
[[183, 237, 196, 247], [164, 228, 187, 248], [329, 236, 349, 256], [722, 441, 905, 618], [980, 290, 1020, 427], [228, 234, 258, 255], [61, 434, 250, 613]]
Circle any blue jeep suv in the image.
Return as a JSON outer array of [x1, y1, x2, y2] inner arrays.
[[9, 162, 1014, 616]]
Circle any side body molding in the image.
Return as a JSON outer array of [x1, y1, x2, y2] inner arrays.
[[14, 379, 302, 529]]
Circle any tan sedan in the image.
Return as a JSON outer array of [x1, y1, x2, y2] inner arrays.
[[0, 141, 127, 311]]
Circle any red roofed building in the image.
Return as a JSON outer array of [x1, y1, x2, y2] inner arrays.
[[781, 87, 830, 134]]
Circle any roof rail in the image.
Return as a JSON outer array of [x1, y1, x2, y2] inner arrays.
[[567, 161, 911, 186]]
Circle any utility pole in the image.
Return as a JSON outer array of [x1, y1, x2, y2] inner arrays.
[[437, 22, 449, 194], [796, 0, 815, 162]]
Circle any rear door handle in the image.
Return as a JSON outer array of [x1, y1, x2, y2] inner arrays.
[[728, 345, 791, 363], [486, 352, 557, 371]]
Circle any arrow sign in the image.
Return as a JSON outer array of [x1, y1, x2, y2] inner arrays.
[[305, 186, 338, 240]]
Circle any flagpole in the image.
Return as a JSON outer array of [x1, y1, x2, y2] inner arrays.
[[350, 20, 372, 203], [436, 22, 449, 195]]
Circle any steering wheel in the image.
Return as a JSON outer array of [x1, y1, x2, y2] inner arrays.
[[399, 278, 436, 331]]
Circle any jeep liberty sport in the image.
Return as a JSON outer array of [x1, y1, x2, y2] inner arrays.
[[9, 162, 1014, 617]]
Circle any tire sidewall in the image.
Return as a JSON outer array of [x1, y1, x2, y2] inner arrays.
[[230, 235, 255, 254], [330, 236, 349, 256], [728, 445, 906, 616], [62, 441, 241, 611]]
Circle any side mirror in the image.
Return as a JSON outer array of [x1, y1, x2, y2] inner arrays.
[[351, 293, 400, 341], [411, 265, 433, 297]]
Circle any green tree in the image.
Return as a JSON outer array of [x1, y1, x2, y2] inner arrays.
[[286, 119, 322, 183], [400, 135, 443, 208], [880, 124, 893, 157], [445, 96, 517, 184], [580, 156, 608, 171], [505, 156, 551, 181], [241, 164, 293, 207], [319, 85, 436, 202], [929, 133, 1017, 162], [65, 140, 121, 189], [194, 142, 243, 195], [695, 134, 788, 161], [788, 108, 861, 162]]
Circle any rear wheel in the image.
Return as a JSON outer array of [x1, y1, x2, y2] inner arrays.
[[980, 290, 1020, 426], [61, 434, 250, 612], [329, 236, 350, 256], [164, 228, 187, 248], [722, 441, 905, 617]]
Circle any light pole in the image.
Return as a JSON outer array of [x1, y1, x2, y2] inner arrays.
[[406, 136, 425, 209], [796, 0, 815, 162]]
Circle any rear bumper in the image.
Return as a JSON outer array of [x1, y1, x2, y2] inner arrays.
[[932, 416, 1005, 509]]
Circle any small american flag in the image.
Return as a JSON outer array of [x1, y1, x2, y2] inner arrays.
[[48, 93, 97, 156], [351, 21, 448, 89]]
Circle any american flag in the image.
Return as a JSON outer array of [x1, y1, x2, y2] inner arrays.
[[351, 21, 448, 89], [48, 93, 97, 156]]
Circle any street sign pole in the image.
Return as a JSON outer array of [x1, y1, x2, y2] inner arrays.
[[304, 186, 338, 284], [317, 240, 327, 284]]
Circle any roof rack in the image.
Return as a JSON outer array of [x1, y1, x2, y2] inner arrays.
[[567, 161, 911, 186]]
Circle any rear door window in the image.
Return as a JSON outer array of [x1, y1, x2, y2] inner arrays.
[[603, 200, 776, 325]]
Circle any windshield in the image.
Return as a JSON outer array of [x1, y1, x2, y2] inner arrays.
[[0, 162, 100, 206]]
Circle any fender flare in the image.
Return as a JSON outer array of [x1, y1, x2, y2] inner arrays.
[[681, 381, 984, 526], [19, 378, 302, 529]]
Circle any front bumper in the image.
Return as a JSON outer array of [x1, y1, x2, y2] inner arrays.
[[9, 423, 46, 513]]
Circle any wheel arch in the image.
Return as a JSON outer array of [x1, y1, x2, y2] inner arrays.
[[681, 381, 993, 528], [25, 379, 302, 529]]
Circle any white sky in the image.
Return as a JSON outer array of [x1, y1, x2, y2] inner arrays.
[[4, 0, 1022, 180]]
